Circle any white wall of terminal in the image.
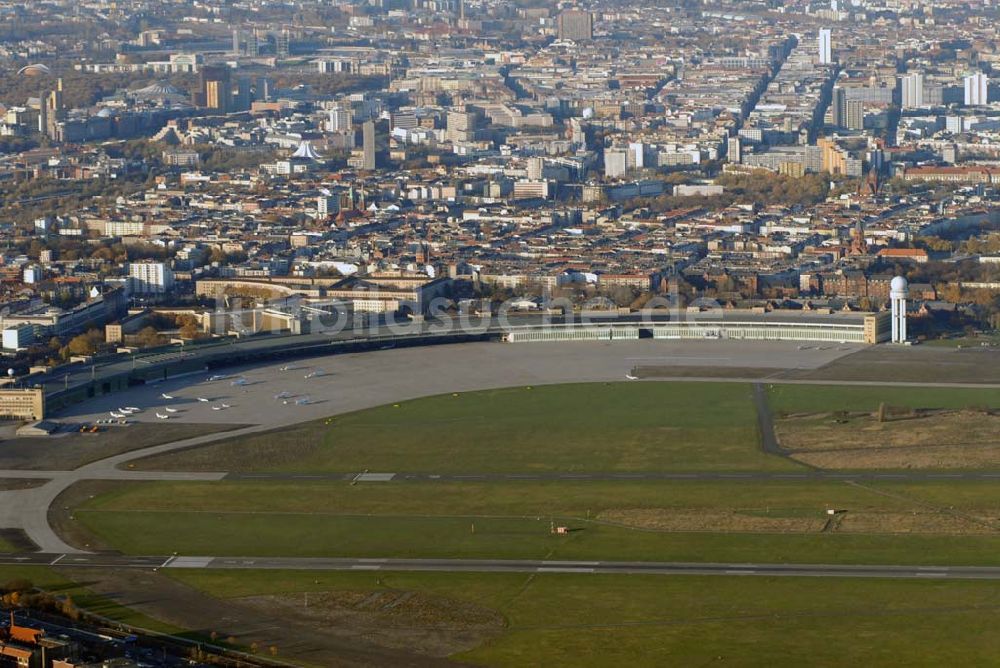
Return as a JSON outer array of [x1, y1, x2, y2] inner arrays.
[[502, 322, 868, 344]]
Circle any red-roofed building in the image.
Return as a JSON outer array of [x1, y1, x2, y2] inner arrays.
[[877, 248, 929, 263]]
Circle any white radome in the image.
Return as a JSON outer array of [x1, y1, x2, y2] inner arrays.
[[890, 275, 908, 295]]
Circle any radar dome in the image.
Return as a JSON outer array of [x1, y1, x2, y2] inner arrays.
[[890, 276, 908, 294]]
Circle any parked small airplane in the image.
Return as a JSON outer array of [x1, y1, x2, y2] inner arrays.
[[625, 373, 638, 380], [164, 407, 179, 413], [161, 393, 174, 399], [274, 391, 290, 399], [197, 397, 209, 402], [110, 411, 125, 418], [207, 374, 229, 381], [220, 403, 231, 409], [156, 413, 170, 420], [124, 406, 140, 412]]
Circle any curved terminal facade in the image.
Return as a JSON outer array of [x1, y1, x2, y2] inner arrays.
[[31, 309, 890, 417]]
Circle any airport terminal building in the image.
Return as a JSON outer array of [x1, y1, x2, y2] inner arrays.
[[502, 310, 891, 345]]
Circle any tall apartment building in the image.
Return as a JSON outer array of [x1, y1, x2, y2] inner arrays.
[[845, 100, 865, 130], [900, 72, 924, 109], [818, 28, 832, 65], [964, 72, 988, 106], [128, 262, 175, 295], [328, 106, 353, 132]]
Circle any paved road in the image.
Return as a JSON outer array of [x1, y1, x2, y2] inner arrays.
[[752, 382, 789, 457], [1, 553, 999, 580]]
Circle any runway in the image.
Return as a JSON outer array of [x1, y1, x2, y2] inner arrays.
[[3, 553, 999, 580], [226, 470, 1000, 482]]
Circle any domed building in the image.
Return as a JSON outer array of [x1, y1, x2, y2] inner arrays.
[[18, 64, 51, 77]]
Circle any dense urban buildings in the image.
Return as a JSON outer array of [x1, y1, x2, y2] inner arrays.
[[0, 1, 997, 663]]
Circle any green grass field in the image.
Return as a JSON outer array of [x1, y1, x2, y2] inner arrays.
[[136, 382, 803, 473], [74, 479, 1000, 565], [58, 381, 1000, 665], [169, 569, 1000, 667]]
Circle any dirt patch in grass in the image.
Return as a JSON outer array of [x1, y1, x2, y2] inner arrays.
[[835, 512, 998, 535], [777, 410, 1000, 469], [68, 568, 457, 667], [599, 508, 825, 533], [238, 589, 505, 659], [0, 422, 246, 471]]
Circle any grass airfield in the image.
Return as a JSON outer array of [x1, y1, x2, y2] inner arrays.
[[27, 371, 1000, 665]]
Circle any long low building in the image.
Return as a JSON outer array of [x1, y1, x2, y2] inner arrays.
[[502, 310, 890, 345]]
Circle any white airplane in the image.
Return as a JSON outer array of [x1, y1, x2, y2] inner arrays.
[[207, 374, 229, 382], [279, 365, 295, 372], [212, 405, 225, 411], [625, 373, 638, 380], [197, 397, 209, 403], [156, 413, 170, 420], [220, 403, 231, 409], [161, 393, 174, 400], [119, 408, 135, 414], [124, 406, 140, 412], [110, 411, 125, 418], [165, 407, 179, 413], [304, 370, 324, 379]]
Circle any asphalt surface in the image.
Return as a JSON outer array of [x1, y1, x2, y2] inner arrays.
[[2, 553, 999, 580], [225, 470, 1000, 482]]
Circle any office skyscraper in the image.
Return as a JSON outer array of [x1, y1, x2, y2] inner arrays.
[[362, 119, 376, 171], [197, 66, 232, 112], [964, 72, 988, 106], [829, 86, 846, 127], [900, 72, 924, 109], [558, 9, 593, 41], [818, 29, 832, 65]]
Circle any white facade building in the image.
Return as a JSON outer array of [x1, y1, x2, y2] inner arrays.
[[901, 73, 924, 109], [129, 262, 175, 295], [964, 73, 988, 106], [818, 29, 832, 65]]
